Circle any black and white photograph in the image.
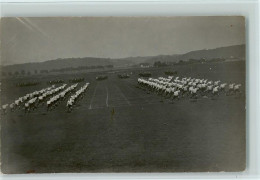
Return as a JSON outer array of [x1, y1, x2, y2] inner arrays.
[[0, 16, 246, 173]]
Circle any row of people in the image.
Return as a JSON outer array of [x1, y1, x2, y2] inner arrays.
[[24, 84, 67, 113], [137, 76, 242, 101], [2, 85, 56, 113], [46, 84, 78, 111], [67, 83, 90, 112]]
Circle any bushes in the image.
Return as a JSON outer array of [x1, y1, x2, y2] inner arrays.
[[69, 78, 85, 83], [118, 73, 130, 79], [16, 81, 40, 87], [164, 71, 178, 75], [96, 75, 108, 81], [139, 72, 151, 77], [48, 79, 65, 85]]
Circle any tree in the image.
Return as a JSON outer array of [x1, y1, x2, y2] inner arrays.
[[106, 65, 114, 68], [97, 65, 104, 69], [178, 60, 184, 64], [8, 72, 13, 76], [154, 61, 161, 67], [21, 70, 25, 75], [14, 71, 19, 76], [34, 70, 38, 74], [27, 71, 31, 75], [2, 72, 6, 77], [154, 61, 167, 67], [40, 70, 49, 74]]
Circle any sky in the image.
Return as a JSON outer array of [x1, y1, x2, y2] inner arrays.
[[0, 16, 245, 65]]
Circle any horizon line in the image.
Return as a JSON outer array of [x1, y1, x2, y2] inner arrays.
[[2, 43, 245, 67]]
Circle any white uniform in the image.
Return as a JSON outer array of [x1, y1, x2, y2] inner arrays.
[[234, 84, 241, 91], [174, 91, 179, 96], [229, 84, 234, 90], [213, 87, 219, 94]]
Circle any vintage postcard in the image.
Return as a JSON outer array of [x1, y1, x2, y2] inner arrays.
[[0, 17, 245, 173]]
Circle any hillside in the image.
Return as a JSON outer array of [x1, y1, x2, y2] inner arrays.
[[176, 44, 245, 61], [1, 57, 113, 73], [1, 44, 245, 74], [144, 44, 245, 64]]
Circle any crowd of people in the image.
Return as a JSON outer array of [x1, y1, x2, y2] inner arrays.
[[137, 76, 242, 101], [1, 85, 56, 113], [0, 74, 243, 114], [16, 81, 40, 87], [47, 79, 65, 85], [67, 83, 90, 112], [1, 82, 90, 114], [46, 84, 78, 111], [69, 78, 85, 83]]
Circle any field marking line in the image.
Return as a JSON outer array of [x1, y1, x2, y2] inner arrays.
[[89, 84, 98, 110], [121, 81, 152, 104], [114, 84, 131, 106], [106, 87, 109, 107], [88, 100, 186, 110]]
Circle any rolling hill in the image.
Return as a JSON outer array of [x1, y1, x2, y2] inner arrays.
[[1, 44, 245, 74], [144, 44, 245, 64]]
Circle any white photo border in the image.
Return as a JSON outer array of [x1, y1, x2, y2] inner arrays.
[[0, 0, 259, 179]]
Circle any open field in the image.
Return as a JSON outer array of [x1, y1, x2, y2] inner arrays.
[[1, 61, 246, 173]]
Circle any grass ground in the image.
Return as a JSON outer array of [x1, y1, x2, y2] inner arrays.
[[1, 61, 246, 173]]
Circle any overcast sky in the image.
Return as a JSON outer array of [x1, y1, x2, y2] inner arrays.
[[1, 16, 245, 65]]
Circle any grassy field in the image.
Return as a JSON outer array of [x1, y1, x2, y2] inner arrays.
[[1, 61, 246, 173]]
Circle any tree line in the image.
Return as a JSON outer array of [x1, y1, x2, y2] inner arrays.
[[1, 69, 48, 77], [50, 65, 113, 73], [1, 65, 114, 77], [153, 58, 226, 67]]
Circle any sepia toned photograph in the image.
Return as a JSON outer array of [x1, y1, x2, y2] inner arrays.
[[0, 17, 245, 173]]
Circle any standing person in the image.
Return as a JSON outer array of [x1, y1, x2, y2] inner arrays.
[[111, 108, 115, 123]]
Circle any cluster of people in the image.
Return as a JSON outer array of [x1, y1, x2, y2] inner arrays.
[[1, 85, 56, 114], [96, 75, 108, 81], [24, 84, 67, 113], [137, 76, 242, 101], [1, 81, 92, 114], [46, 83, 78, 111], [67, 83, 90, 112], [16, 81, 40, 87], [37, 84, 67, 105], [69, 78, 85, 83], [118, 73, 130, 79], [139, 72, 151, 77], [48, 79, 65, 85]]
